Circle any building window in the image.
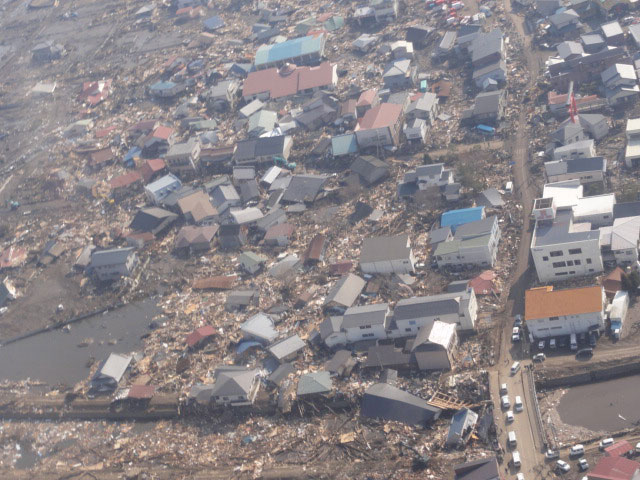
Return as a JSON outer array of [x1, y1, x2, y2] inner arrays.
[[567, 260, 574, 266], [586, 258, 592, 264], [569, 271, 575, 274], [362, 333, 375, 338], [542, 256, 549, 261], [555, 272, 568, 276], [359, 325, 372, 330], [550, 316, 559, 321], [568, 248, 582, 255], [550, 251, 563, 257], [405, 328, 412, 332], [574, 260, 581, 265], [589, 269, 594, 272], [552, 261, 566, 268], [409, 320, 417, 325]]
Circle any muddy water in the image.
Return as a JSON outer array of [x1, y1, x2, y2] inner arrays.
[[0, 298, 159, 386], [557, 376, 640, 432]]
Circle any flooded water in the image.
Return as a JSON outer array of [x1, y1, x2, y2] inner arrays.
[[557, 375, 640, 432], [0, 298, 159, 386]]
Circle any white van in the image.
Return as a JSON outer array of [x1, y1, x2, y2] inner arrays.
[[512, 451, 521, 468], [570, 333, 578, 351], [510, 361, 521, 375], [514, 395, 523, 412], [501, 395, 510, 409], [508, 431, 517, 447], [500, 383, 508, 395]]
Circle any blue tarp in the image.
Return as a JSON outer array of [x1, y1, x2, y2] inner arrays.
[[236, 340, 263, 355], [123, 146, 141, 168], [255, 35, 324, 68], [476, 124, 495, 134], [441, 206, 485, 232], [331, 133, 358, 156]]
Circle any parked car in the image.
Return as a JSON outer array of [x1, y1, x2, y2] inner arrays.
[[589, 333, 597, 347], [501, 395, 510, 409], [600, 438, 614, 450], [500, 383, 508, 395], [514, 396, 523, 413], [514, 314, 523, 327], [570, 444, 585, 457], [550, 338, 556, 349], [510, 361, 521, 375], [538, 340, 545, 350], [516, 474, 524, 480], [533, 353, 546, 362], [506, 410, 514, 423], [556, 460, 570, 473], [512, 327, 521, 342], [578, 458, 589, 471], [576, 348, 593, 359], [545, 449, 560, 460]]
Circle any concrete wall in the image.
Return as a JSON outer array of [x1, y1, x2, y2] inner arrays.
[[528, 310, 605, 339], [531, 238, 603, 282]]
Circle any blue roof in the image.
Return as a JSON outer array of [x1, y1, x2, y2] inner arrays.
[[441, 207, 485, 232], [236, 340, 263, 355], [255, 35, 325, 67], [204, 15, 224, 31], [331, 133, 358, 156]]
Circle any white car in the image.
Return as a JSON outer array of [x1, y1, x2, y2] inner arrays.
[[512, 327, 521, 342], [556, 459, 571, 472], [501, 395, 510, 409], [545, 449, 560, 460], [506, 410, 514, 423], [570, 444, 585, 456], [538, 340, 545, 350], [500, 383, 508, 395], [514, 396, 523, 413], [516, 474, 525, 480], [578, 458, 589, 471], [533, 353, 546, 362], [600, 438, 614, 450]]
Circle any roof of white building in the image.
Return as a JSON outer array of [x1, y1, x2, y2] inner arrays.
[[573, 193, 616, 219], [542, 180, 583, 210], [611, 216, 640, 251]]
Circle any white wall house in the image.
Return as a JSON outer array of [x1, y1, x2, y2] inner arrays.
[[610, 216, 640, 265], [88, 248, 138, 282], [544, 157, 606, 185], [525, 285, 606, 339], [341, 304, 390, 343], [392, 288, 477, 334], [434, 216, 501, 269], [360, 234, 416, 274], [625, 118, 640, 168], [553, 139, 596, 161]]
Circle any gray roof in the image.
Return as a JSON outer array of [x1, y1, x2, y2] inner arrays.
[[229, 207, 264, 225], [394, 293, 466, 321], [476, 188, 504, 208], [210, 367, 257, 397], [281, 174, 328, 203], [226, 289, 257, 306], [473, 90, 503, 116], [429, 226, 452, 245], [325, 350, 355, 374], [319, 315, 344, 340], [90, 247, 135, 268], [239, 251, 267, 268], [629, 24, 640, 45], [129, 207, 178, 233], [471, 29, 502, 64], [93, 353, 132, 383], [472, 60, 507, 79], [383, 58, 412, 77], [360, 234, 411, 263], [239, 179, 260, 203], [454, 456, 499, 480], [255, 208, 286, 232], [241, 313, 278, 343], [324, 273, 366, 309], [446, 408, 479, 446], [552, 122, 584, 144], [581, 33, 604, 47], [268, 334, 306, 360], [268, 363, 295, 386], [533, 210, 600, 247], [556, 41, 583, 59], [361, 383, 441, 425], [297, 370, 332, 395], [350, 156, 390, 185], [566, 156, 606, 174], [342, 303, 389, 329], [455, 215, 497, 239], [614, 201, 640, 219], [166, 139, 198, 158]]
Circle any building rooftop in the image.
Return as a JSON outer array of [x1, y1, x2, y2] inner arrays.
[[525, 285, 603, 321], [532, 210, 598, 247]]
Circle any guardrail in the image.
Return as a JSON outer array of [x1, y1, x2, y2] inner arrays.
[[526, 365, 547, 450]]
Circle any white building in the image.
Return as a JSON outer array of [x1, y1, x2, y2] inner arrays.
[[392, 288, 477, 333], [610, 216, 640, 265], [525, 285, 606, 339], [88, 247, 138, 282], [341, 303, 390, 343], [360, 234, 416, 274], [625, 118, 640, 168], [544, 157, 606, 185], [553, 139, 596, 161], [530, 199, 603, 283]]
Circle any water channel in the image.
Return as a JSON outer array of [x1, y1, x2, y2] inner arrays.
[[557, 375, 640, 432], [0, 298, 159, 386]]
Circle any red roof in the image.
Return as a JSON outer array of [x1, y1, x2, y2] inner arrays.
[[357, 103, 402, 130], [127, 384, 155, 399], [605, 441, 635, 458], [89, 147, 114, 166], [264, 222, 295, 240], [95, 126, 117, 138], [243, 62, 335, 99], [548, 91, 598, 106], [590, 456, 640, 480], [152, 126, 174, 140], [357, 89, 378, 107], [139, 158, 167, 183], [192, 275, 237, 290], [186, 325, 216, 347], [79, 79, 112, 106], [469, 270, 497, 295], [329, 260, 352, 275], [110, 171, 142, 189]]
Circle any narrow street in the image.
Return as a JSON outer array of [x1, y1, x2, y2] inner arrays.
[[489, 0, 548, 478]]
